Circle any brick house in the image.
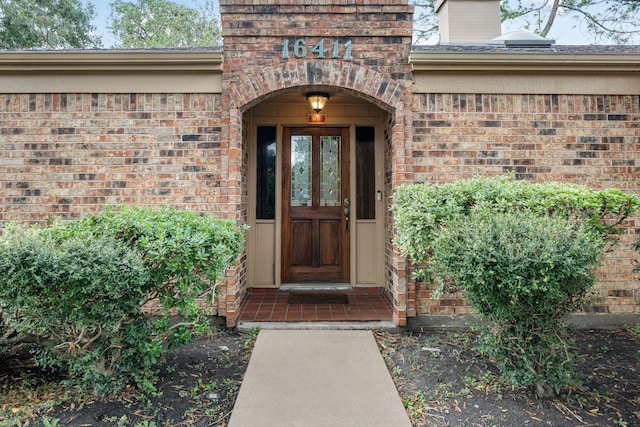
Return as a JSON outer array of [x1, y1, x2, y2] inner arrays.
[[0, 0, 638, 328]]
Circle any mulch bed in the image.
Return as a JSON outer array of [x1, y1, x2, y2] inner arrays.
[[377, 328, 640, 427], [1, 326, 638, 426], [1, 328, 254, 427]]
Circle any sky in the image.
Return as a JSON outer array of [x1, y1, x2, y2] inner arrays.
[[84, 0, 595, 48], [499, 2, 603, 45]]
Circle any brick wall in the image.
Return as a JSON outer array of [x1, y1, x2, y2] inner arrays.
[[411, 93, 640, 315], [0, 93, 231, 223], [220, 109, 252, 323]]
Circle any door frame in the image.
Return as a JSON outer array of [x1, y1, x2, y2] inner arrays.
[[281, 126, 351, 284], [245, 106, 386, 291]]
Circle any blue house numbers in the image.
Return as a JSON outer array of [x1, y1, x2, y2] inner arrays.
[[282, 39, 353, 61]]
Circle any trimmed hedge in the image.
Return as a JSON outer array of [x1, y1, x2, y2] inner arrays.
[[393, 175, 639, 397], [393, 175, 639, 288], [431, 211, 603, 397], [0, 207, 245, 395]]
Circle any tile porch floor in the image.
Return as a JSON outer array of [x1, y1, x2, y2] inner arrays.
[[236, 288, 393, 322]]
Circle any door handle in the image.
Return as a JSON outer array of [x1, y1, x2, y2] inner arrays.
[[343, 199, 350, 233]]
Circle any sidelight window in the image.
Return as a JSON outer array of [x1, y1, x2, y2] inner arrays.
[[256, 126, 276, 219], [356, 126, 375, 219]]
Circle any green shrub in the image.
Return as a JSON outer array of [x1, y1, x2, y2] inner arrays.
[[54, 206, 247, 344], [0, 207, 245, 395], [0, 230, 151, 395], [431, 211, 604, 397], [393, 175, 639, 288], [392, 175, 639, 397]]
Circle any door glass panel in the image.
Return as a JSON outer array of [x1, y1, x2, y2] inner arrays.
[[291, 135, 312, 207], [320, 135, 341, 207]]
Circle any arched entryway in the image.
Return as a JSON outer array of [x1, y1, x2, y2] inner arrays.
[[236, 90, 394, 323], [219, 0, 415, 327], [220, 69, 413, 327]]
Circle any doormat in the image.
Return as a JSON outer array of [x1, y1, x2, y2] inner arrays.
[[288, 292, 349, 305]]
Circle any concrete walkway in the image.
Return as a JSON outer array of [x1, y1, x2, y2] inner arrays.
[[228, 330, 412, 427]]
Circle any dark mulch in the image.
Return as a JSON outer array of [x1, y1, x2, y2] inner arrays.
[[376, 328, 640, 427], [1, 328, 254, 427], [2, 326, 639, 426]]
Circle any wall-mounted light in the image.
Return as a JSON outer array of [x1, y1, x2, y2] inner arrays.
[[307, 92, 330, 113]]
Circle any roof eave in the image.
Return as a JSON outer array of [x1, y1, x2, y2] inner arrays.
[[410, 50, 640, 72], [0, 49, 223, 73]]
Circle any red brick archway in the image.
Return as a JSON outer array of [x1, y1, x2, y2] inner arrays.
[[220, 1, 414, 327]]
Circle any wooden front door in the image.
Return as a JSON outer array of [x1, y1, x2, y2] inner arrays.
[[282, 127, 350, 283]]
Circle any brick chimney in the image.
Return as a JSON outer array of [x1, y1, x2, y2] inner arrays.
[[435, 0, 501, 43]]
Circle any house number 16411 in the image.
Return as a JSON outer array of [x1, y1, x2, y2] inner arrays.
[[282, 39, 353, 61]]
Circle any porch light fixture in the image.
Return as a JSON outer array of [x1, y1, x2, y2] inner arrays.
[[307, 92, 330, 113]]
